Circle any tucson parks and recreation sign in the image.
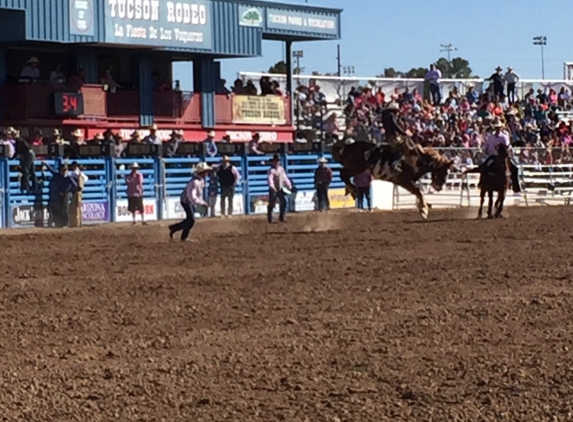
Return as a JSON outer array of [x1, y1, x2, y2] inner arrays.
[[105, 0, 213, 49]]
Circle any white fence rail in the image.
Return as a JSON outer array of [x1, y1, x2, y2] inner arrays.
[[386, 163, 573, 211], [239, 72, 573, 104]]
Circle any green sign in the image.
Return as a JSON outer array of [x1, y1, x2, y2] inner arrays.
[[238, 5, 263, 27]]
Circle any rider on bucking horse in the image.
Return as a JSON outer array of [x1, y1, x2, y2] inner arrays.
[[476, 121, 521, 194], [379, 102, 421, 171]]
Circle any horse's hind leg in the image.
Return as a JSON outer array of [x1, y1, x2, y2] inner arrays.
[[487, 190, 494, 219], [495, 190, 506, 218], [401, 180, 429, 220], [477, 189, 485, 219], [340, 168, 357, 199]]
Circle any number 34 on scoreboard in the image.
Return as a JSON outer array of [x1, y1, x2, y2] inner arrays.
[[53, 92, 84, 116]]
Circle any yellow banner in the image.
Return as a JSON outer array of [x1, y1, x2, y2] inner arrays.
[[232, 95, 286, 125], [328, 188, 356, 209]]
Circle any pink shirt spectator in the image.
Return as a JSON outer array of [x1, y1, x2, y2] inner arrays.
[[354, 171, 373, 188], [267, 165, 292, 191], [125, 172, 143, 197]]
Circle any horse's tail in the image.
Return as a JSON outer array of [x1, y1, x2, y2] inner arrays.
[[331, 141, 345, 164]]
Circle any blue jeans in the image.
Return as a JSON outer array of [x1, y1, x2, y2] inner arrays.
[[267, 189, 286, 223], [169, 202, 196, 240]]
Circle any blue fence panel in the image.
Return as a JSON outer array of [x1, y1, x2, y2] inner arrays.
[[115, 158, 159, 222], [72, 158, 109, 225], [0, 159, 6, 228], [245, 155, 275, 215]]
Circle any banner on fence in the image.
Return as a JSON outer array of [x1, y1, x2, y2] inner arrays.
[[293, 190, 316, 212], [250, 194, 280, 214], [11, 204, 48, 228], [232, 96, 286, 125], [328, 188, 355, 209], [116, 198, 157, 222], [82, 201, 109, 224]]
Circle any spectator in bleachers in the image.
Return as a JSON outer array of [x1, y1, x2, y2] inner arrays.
[[425, 63, 442, 105], [144, 124, 161, 145], [248, 132, 263, 155], [50, 64, 65, 85], [217, 79, 230, 95], [204, 130, 218, 157], [165, 130, 183, 157], [67, 68, 86, 90], [232, 79, 245, 95], [20, 57, 40, 81], [128, 131, 143, 145]]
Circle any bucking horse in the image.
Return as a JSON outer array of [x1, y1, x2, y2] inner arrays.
[[331, 139, 456, 219]]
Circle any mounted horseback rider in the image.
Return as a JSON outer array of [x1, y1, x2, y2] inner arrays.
[[380, 102, 420, 171], [475, 121, 521, 194]]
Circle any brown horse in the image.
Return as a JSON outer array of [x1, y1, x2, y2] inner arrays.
[[331, 140, 455, 219], [465, 143, 511, 219]]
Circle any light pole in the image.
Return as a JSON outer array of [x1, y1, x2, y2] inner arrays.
[[533, 36, 547, 79], [292, 50, 304, 75], [440, 43, 457, 61]]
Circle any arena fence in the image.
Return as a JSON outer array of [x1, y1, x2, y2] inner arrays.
[[0, 145, 571, 229]]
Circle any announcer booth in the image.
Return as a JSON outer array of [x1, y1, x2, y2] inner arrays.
[[0, 0, 342, 142]]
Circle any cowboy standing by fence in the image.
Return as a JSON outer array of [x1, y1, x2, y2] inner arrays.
[[125, 162, 147, 225], [314, 157, 332, 211], [217, 155, 241, 217], [169, 162, 211, 242], [267, 154, 292, 223], [43, 161, 77, 228], [69, 162, 87, 227]]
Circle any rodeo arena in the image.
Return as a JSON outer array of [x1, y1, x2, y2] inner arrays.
[[4, 0, 573, 420]]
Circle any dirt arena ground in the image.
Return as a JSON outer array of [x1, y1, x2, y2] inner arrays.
[[1, 206, 573, 421]]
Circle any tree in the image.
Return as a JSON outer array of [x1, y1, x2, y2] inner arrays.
[[268, 60, 287, 74], [435, 56, 473, 78], [378, 57, 476, 79], [243, 9, 261, 24]]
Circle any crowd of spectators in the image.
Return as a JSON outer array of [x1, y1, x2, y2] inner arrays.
[[339, 65, 573, 166]]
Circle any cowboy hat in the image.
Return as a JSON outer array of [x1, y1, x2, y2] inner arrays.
[[318, 157, 328, 163], [271, 154, 281, 161], [130, 162, 140, 169], [495, 66, 503, 71], [53, 128, 61, 135], [5, 127, 18, 135], [131, 131, 140, 138], [194, 162, 212, 173], [171, 129, 183, 136], [507, 66, 513, 71], [150, 124, 158, 131], [71, 128, 83, 137], [221, 155, 231, 161], [207, 130, 216, 137], [94, 133, 104, 140], [385, 102, 400, 111], [493, 121, 504, 128], [27, 57, 39, 64]]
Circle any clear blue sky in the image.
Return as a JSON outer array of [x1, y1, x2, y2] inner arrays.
[[173, 0, 573, 90]]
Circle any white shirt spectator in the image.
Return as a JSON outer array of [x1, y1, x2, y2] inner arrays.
[[484, 131, 510, 156], [504, 70, 520, 84], [20, 66, 39, 80]]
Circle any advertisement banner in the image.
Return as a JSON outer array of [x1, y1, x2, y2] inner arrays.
[[232, 96, 286, 125], [82, 201, 110, 224], [328, 188, 356, 209], [11, 204, 48, 228], [238, 5, 263, 27], [116, 198, 157, 222], [70, 0, 95, 36], [104, 0, 213, 50], [293, 190, 315, 212], [250, 194, 279, 215], [266, 7, 338, 36]]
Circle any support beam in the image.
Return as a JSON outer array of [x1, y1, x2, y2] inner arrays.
[[285, 40, 294, 134], [139, 55, 154, 127], [193, 58, 218, 128]]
